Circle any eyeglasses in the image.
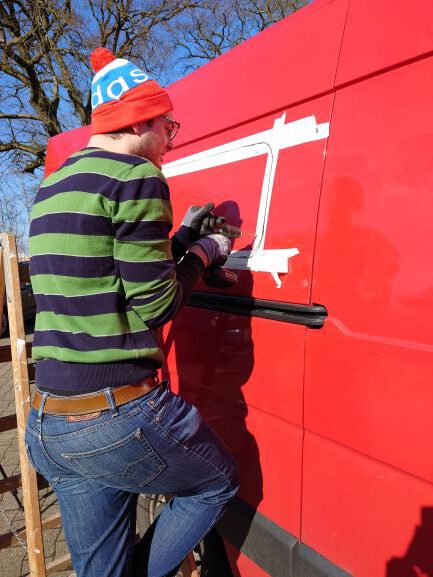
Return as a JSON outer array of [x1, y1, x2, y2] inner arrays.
[[161, 115, 181, 141]]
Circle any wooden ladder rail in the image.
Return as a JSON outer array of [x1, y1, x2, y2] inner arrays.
[[0, 232, 72, 576]]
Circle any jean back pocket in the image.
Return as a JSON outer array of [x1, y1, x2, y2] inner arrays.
[[62, 428, 166, 489]]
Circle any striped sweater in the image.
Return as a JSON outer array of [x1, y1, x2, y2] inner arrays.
[[29, 148, 203, 393]]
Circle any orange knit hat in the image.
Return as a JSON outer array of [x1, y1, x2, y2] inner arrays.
[[90, 48, 173, 135]]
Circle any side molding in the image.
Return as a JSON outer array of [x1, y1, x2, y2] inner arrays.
[[217, 497, 352, 577]]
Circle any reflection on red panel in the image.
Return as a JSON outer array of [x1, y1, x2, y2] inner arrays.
[[163, 311, 304, 427], [337, 0, 433, 85], [302, 432, 433, 577], [307, 57, 433, 481], [163, 310, 303, 537]]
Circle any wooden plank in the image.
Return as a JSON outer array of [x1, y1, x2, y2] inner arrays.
[[0, 413, 17, 433], [1, 234, 47, 577], [46, 554, 72, 575], [0, 525, 26, 550], [0, 341, 32, 364], [0, 248, 5, 340], [0, 512, 63, 550], [0, 473, 21, 494], [0, 472, 50, 494]]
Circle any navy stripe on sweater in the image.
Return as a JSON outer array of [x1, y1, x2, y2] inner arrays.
[[34, 292, 124, 315], [30, 254, 115, 277], [30, 213, 112, 236], [34, 328, 157, 352]]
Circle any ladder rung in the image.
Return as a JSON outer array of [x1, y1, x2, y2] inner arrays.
[[0, 512, 63, 550], [0, 413, 17, 433], [46, 554, 72, 575], [0, 473, 21, 494]]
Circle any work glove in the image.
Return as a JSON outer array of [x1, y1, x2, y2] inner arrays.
[[188, 234, 232, 268], [173, 202, 215, 248]]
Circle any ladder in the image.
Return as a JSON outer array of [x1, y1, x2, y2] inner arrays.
[[0, 232, 71, 576], [0, 232, 198, 577]]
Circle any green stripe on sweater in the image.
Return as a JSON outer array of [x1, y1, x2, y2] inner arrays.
[[31, 274, 121, 296], [114, 239, 172, 263], [32, 194, 172, 223], [29, 233, 114, 257], [32, 346, 163, 363], [31, 191, 112, 218], [111, 199, 172, 222], [35, 309, 147, 336]]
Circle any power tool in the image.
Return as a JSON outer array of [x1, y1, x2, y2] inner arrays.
[[191, 207, 255, 288]]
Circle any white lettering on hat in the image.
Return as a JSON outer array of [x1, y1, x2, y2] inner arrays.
[[107, 76, 129, 100], [130, 69, 148, 84], [91, 85, 104, 109]]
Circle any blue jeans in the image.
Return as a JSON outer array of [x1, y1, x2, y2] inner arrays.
[[25, 383, 238, 577]]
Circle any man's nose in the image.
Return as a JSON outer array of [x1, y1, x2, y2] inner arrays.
[[166, 139, 174, 151]]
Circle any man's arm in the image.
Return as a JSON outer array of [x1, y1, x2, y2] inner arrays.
[[111, 162, 204, 328]]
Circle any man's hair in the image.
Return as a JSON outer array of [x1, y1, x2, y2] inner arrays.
[[105, 119, 155, 140]]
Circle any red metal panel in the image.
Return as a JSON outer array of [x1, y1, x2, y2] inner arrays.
[[336, 0, 433, 85], [302, 432, 433, 577], [163, 310, 305, 428], [162, 311, 303, 536], [166, 95, 333, 303], [44, 126, 90, 176], [307, 56, 433, 481], [167, 0, 348, 149]]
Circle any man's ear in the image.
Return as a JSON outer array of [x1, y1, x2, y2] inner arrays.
[[131, 121, 147, 136]]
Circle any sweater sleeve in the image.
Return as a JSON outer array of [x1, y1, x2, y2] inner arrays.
[[110, 161, 203, 327]]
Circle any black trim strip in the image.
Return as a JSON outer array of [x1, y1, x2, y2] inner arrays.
[[188, 292, 328, 329], [217, 497, 352, 577]]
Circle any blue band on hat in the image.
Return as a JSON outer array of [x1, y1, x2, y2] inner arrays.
[[91, 61, 149, 110]]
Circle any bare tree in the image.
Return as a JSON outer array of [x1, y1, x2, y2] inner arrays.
[[0, 171, 38, 254], [0, 0, 199, 174]]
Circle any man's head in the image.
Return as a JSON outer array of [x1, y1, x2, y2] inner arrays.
[[89, 48, 179, 167], [128, 114, 180, 168]]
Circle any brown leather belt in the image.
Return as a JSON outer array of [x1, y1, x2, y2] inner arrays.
[[32, 377, 159, 416]]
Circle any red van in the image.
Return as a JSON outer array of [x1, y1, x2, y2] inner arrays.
[[42, 1, 433, 575]]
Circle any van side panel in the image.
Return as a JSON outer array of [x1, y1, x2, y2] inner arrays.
[[163, 312, 304, 537], [336, 0, 433, 85], [302, 433, 433, 577], [44, 126, 90, 176], [305, 39, 433, 577], [166, 94, 334, 303], [167, 0, 349, 150]]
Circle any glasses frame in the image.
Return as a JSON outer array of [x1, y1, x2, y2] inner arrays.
[[161, 115, 181, 141]]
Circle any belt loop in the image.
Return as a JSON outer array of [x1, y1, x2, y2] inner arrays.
[[37, 392, 48, 423], [104, 388, 118, 417]]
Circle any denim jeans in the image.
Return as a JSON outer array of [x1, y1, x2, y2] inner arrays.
[[25, 383, 239, 577]]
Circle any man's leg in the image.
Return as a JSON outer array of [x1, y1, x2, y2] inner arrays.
[[131, 388, 239, 577], [55, 478, 137, 577]]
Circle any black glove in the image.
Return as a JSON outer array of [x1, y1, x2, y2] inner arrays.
[[173, 202, 215, 248]]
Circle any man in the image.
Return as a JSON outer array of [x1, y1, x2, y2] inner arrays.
[[25, 47, 238, 577]]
